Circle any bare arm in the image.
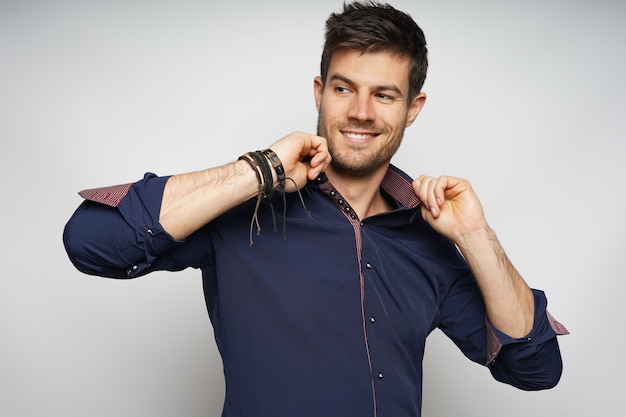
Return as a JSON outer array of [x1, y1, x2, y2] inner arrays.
[[413, 175, 534, 338], [160, 132, 332, 240]]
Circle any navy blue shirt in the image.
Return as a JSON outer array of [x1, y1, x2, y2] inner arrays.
[[63, 165, 566, 417]]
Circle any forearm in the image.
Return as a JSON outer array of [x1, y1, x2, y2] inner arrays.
[[159, 159, 261, 240], [65, 132, 330, 274], [456, 225, 535, 338]]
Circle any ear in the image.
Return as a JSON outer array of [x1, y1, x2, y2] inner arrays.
[[405, 92, 427, 128], [313, 76, 324, 112]]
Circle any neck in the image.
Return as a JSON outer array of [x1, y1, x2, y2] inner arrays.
[[325, 164, 394, 219]]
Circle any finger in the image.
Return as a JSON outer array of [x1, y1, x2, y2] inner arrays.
[[414, 175, 447, 217], [308, 137, 331, 178], [308, 137, 328, 163], [413, 175, 430, 208], [419, 202, 434, 222], [309, 156, 330, 179], [434, 175, 450, 206], [426, 177, 440, 217]]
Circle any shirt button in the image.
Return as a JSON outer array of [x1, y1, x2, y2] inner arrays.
[[377, 372, 384, 380], [369, 316, 376, 324], [365, 263, 372, 269]]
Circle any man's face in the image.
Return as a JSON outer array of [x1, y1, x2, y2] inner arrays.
[[314, 49, 425, 177]]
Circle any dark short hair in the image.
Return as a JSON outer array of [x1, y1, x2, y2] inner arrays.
[[320, 1, 428, 102]]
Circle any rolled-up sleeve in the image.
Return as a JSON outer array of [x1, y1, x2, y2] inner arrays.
[[486, 289, 569, 390], [63, 173, 180, 278]]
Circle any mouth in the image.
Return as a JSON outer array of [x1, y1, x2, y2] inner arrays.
[[341, 130, 379, 144]]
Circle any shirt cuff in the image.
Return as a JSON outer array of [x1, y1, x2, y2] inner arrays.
[[115, 173, 180, 276], [485, 289, 569, 365]]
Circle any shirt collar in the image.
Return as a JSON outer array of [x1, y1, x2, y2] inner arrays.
[[313, 164, 420, 210], [380, 165, 420, 209], [313, 165, 420, 219]]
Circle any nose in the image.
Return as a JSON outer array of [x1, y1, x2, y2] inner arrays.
[[347, 92, 375, 122]]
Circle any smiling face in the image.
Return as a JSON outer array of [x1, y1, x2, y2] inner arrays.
[[314, 49, 426, 178]]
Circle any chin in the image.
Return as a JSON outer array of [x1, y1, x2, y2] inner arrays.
[[331, 155, 382, 177]]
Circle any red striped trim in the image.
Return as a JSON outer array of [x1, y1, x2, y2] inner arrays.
[[380, 168, 419, 208], [546, 310, 570, 335], [78, 182, 133, 207], [354, 224, 378, 417], [484, 319, 503, 365]]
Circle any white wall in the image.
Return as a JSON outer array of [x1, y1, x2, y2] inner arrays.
[[1, 0, 624, 416]]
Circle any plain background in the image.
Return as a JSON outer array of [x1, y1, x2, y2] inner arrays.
[[1, 0, 624, 416]]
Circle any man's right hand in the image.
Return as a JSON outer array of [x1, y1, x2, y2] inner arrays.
[[268, 131, 332, 192]]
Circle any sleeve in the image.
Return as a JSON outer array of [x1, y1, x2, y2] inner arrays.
[[485, 290, 569, 390], [63, 172, 211, 278], [437, 253, 568, 391]]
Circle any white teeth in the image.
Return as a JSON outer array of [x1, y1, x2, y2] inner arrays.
[[344, 132, 375, 139]]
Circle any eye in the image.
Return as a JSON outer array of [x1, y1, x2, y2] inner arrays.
[[375, 93, 394, 101], [334, 86, 351, 95]]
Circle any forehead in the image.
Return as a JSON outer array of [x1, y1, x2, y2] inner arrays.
[[326, 49, 411, 91]]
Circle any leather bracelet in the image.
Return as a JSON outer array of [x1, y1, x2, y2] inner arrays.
[[238, 152, 266, 196], [262, 148, 285, 191], [239, 149, 286, 199], [248, 150, 274, 198]]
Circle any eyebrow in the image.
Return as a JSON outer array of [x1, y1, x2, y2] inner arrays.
[[329, 73, 404, 97]]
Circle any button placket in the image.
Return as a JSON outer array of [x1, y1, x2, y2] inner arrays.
[[319, 180, 359, 222], [364, 260, 383, 383], [365, 262, 376, 326]]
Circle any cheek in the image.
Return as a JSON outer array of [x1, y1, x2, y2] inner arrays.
[[320, 94, 351, 116], [316, 107, 330, 137], [318, 101, 341, 126], [385, 105, 409, 129], [320, 100, 335, 116]]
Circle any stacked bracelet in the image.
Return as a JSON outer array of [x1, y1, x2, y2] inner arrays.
[[238, 152, 266, 196], [262, 149, 286, 191], [238, 149, 285, 199]]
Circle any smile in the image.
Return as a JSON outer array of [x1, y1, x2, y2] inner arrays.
[[341, 131, 379, 142]]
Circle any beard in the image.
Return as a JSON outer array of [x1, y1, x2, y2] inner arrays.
[[316, 113, 406, 177]]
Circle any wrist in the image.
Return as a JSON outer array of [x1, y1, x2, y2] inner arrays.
[[454, 223, 493, 252], [238, 149, 285, 199]]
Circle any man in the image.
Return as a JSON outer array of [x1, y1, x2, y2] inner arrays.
[[63, 2, 567, 416]]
